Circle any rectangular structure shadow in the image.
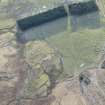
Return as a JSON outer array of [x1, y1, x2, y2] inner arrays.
[[17, 0, 99, 31]]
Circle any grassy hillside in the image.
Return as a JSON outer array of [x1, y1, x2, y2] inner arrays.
[[47, 27, 105, 75]]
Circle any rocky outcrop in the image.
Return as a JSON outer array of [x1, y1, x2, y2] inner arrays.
[[22, 41, 63, 98], [0, 32, 17, 72], [0, 31, 20, 105], [49, 68, 105, 105]]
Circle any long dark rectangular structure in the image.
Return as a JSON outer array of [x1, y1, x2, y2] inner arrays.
[[17, 0, 99, 31], [70, 0, 99, 15]]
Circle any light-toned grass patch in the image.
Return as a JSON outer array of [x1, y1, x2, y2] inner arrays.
[[47, 28, 105, 75], [0, 18, 15, 29]]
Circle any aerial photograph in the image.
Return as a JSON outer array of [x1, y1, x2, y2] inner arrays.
[[0, 0, 105, 105]]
